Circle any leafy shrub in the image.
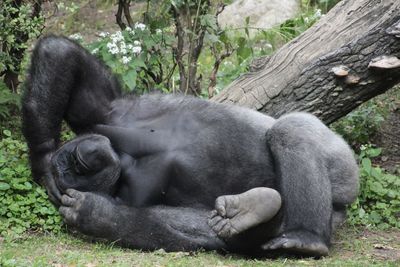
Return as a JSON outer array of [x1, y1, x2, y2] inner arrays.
[[0, 0, 44, 83], [0, 81, 20, 120], [347, 145, 400, 229], [86, 24, 175, 93], [332, 101, 388, 147], [0, 129, 62, 235]]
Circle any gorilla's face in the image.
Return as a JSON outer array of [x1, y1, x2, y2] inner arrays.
[[51, 134, 121, 194]]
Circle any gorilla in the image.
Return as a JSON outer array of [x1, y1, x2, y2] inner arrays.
[[22, 35, 359, 257]]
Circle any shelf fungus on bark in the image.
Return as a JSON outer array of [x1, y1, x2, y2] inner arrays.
[[386, 20, 400, 38], [368, 55, 400, 69], [344, 75, 360, 85], [331, 65, 349, 77]]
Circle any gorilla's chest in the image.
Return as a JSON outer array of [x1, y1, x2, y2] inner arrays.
[[107, 96, 276, 207]]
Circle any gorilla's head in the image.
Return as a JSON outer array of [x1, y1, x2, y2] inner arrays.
[[51, 134, 121, 194]]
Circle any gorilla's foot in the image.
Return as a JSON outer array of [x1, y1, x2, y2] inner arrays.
[[208, 187, 281, 239], [262, 231, 329, 257]]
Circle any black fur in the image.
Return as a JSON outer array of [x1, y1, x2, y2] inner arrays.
[[22, 35, 359, 256]]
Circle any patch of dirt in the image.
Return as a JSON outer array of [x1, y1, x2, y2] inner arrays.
[[362, 229, 400, 261], [332, 227, 400, 262], [41, 0, 146, 42]]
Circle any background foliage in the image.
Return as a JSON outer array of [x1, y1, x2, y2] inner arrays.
[[0, 130, 62, 236]]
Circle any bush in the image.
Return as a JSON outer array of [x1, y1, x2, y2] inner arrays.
[[0, 81, 20, 120], [86, 24, 175, 94], [0, 129, 62, 235], [347, 145, 400, 229], [332, 101, 388, 147]]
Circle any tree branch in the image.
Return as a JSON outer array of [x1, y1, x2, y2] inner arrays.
[[212, 0, 400, 124]]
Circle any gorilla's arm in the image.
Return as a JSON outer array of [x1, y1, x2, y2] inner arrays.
[[22, 35, 121, 203], [93, 125, 167, 157], [60, 189, 226, 251]]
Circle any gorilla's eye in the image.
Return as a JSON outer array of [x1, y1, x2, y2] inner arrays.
[[72, 149, 91, 175]]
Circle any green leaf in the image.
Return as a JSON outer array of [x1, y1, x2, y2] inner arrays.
[[361, 158, 372, 175], [367, 148, 382, 157], [358, 208, 365, 218], [122, 69, 137, 91], [3, 130, 11, 137], [0, 182, 10, 191]]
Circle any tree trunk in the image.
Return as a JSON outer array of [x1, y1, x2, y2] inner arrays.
[[212, 0, 400, 124]]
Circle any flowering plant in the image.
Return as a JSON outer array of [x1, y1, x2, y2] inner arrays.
[[87, 22, 175, 93]]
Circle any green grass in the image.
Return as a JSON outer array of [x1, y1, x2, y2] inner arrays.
[[1, 226, 399, 266]]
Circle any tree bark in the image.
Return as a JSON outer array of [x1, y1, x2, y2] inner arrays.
[[212, 0, 400, 124]]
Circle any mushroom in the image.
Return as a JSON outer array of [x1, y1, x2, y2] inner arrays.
[[368, 55, 400, 69], [345, 75, 360, 85], [331, 65, 349, 77]]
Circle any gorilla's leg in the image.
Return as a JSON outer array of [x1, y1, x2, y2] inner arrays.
[[59, 189, 226, 251], [208, 187, 281, 239], [22, 35, 121, 203], [262, 113, 334, 257]]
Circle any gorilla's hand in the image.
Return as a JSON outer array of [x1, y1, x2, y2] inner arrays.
[[43, 170, 62, 207], [32, 152, 62, 207], [59, 189, 116, 236]]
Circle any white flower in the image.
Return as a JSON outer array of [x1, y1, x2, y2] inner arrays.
[[156, 29, 162, 34], [125, 26, 132, 32], [91, 48, 99, 54], [132, 46, 142, 55], [133, 40, 141, 46], [314, 9, 322, 18], [111, 31, 124, 42], [99, 32, 109, 38], [134, 22, 146, 30], [69, 33, 83, 41], [121, 56, 132, 64], [127, 44, 133, 50], [107, 42, 119, 54], [106, 42, 116, 50], [109, 47, 119, 55], [304, 17, 310, 24]]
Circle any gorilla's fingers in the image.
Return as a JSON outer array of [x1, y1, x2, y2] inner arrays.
[[45, 174, 62, 206], [215, 197, 226, 217], [210, 217, 229, 233], [66, 189, 83, 199], [208, 210, 218, 219], [59, 206, 78, 224], [208, 213, 224, 227], [219, 221, 238, 238], [61, 194, 77, 207]]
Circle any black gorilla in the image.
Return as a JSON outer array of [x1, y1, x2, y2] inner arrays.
[[22, 35, 359, 257]]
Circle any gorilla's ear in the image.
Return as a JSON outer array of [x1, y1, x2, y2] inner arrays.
[[93, 124, 165, 157]]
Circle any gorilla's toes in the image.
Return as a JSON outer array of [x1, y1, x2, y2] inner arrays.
[[208, 210, 239, 238], [262, 232, 329, 257], [208, 187, 282, 239]]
